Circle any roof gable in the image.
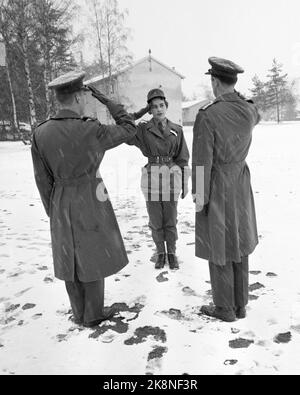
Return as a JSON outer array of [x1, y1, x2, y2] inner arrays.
[[85, 56, 185, 85], [182, 99, 211, 109]]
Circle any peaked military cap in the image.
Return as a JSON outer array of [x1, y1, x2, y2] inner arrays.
[[147, 88, 166, 103], [48, 70, 89, 94], [205, 57, 244, 78]]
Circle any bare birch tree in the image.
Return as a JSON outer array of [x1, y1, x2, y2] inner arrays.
[[85, 0, 132, 94]]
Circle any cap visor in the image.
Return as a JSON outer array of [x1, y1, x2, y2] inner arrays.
[[81, 85, 90, 92]]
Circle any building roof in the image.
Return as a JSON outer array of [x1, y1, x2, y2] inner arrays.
[[182, 99, 211, 109], [85, 55, 185, 85]]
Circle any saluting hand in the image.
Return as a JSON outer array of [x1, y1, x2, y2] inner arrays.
[[88, 85, 109, 105]]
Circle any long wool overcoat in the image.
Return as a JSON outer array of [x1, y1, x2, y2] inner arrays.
[[192, 92, 260, 266], [31, 102, 136, 282]]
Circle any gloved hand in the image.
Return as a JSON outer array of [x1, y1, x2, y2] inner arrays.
[[181, 184, 189, 199], [193, 195, 209, 215], [87, 85, 110, 105], [132, 104, 151, 121], [181, 168, 190, 199]]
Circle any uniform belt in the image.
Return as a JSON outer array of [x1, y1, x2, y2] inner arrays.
[[148, 156, 173, 164], [54, 172, 97, 187], [213, 160, 246, 171]]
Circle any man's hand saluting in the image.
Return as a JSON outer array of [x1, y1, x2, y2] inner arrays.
[[87, 85, 110, 105]]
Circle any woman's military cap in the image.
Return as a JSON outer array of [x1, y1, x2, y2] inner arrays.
[[147, 88, 166, 103], [205, 57, 244, 78], [48, 70, 89, 94]]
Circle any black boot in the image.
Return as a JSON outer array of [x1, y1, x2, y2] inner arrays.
[[235, 306, 247, 319], [168, 253, 179, 270], [83, 306, 116, 328], [200, 305, 236, 322], [155, 253, 166, 269]]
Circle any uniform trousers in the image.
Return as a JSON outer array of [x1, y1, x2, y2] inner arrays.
[[209, 256, 249, 310], [65, 270, 105, 324], [146, 200, 178, 253]]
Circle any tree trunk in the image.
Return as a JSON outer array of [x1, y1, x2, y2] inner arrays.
[[275, 87, 280, 123], [23, 42, 37, 128], [93, 0, 105, 79], [106, 10, 112, 96], [43, 48, 53, 118], [5, 46, 18, 131]]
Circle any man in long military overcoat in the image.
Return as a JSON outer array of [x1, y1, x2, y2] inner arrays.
[[31, 71, 136, 328], [192, 58, 260, 322]]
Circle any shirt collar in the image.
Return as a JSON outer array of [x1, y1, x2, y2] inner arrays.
[[214, 91, 241, 104], [51, 109, 81, 120]]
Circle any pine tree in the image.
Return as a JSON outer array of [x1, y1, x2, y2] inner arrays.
[[250, 75, 267, 113], [265, 59, 288, 123]]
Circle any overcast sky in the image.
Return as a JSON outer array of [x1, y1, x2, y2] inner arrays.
[[78, 0, 300, 97]]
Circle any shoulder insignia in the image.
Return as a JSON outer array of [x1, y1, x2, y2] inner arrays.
[[168, 120, 182, 136], [199, 101, 214, 112], [81, 116, 97, 122]]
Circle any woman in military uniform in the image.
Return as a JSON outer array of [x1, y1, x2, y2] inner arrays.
[[128, 89, 190, 270]]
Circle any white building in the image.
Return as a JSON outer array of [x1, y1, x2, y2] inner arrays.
[[84, 55, 185, 125], [182, 99, 211, 126]]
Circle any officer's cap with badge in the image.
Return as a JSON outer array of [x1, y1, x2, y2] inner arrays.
[[48, 70, 90, 94], [205, 57, 244, 79]]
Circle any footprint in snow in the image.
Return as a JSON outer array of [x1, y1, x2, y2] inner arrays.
[[37, 266, 48, 271], [182, 287, 198, 297], [274, 332, 292, 344], [249, 283, 265, 292], [229, 338, 254, 349], [124, 326, 167, 345], [5, 304, 20, 313], [146, 346, 168, 375], [249, 294, 259, 301], [224, 360, 238, 366], [266, 272, 278, 277], [156, 272, 169, 283], [56, 334, 68, 342], [22, 303, 36, 310], [147, 346, 168, 362]]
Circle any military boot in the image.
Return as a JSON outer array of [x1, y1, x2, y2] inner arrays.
[[235, 306, 247, 319], [168, 253, 179, 270], [155, 253, 166, 269], [200, 305, 236, 322], [83, 306, 116, 328]]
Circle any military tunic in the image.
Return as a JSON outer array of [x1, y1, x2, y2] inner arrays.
[[192, 92, 260, 267], [31, 101, 136, 282], [127, 118, 190, 246]]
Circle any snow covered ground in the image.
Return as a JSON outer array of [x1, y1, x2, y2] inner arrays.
[[0, 123, 300, 375]]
